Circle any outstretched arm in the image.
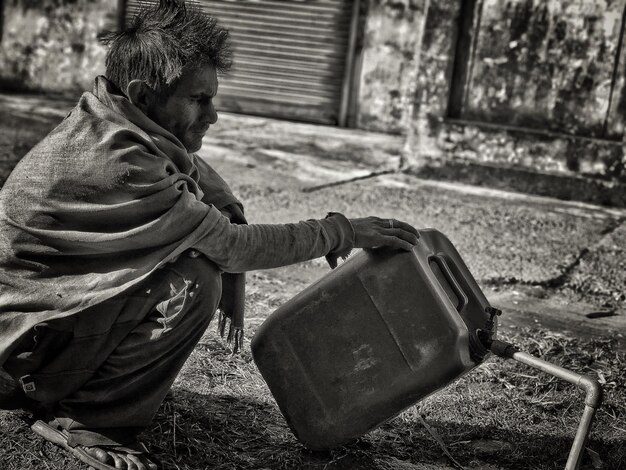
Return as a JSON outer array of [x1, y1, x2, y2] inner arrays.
[[193, 206, 419, 273]]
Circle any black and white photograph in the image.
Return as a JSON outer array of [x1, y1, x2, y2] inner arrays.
[[0, 0, 624, 469]]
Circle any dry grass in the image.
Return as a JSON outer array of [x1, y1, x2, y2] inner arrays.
[[2, 299, 623, 469], [144, 325, 625, 470]]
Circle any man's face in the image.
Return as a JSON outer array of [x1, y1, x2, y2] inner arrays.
[[148, 63, 219, 153]]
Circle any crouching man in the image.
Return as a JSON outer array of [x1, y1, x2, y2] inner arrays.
[[0, 1, 419, 468]]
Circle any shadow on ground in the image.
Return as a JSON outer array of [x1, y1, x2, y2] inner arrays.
[[143, 388, 622, 470], [1, 375, 623, 470]]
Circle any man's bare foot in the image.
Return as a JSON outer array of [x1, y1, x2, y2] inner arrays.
[[31, 420, 158, 470], [82, 446, 158, 470]]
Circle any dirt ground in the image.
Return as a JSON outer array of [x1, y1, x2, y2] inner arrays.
[[0, 93, 624, 469]]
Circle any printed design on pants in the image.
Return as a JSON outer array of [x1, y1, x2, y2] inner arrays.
[[152, 273, 195, 340]]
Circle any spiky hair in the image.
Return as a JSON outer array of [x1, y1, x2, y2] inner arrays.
[[100, 0, 231, 96]]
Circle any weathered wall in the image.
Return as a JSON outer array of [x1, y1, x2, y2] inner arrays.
[[404, 0, 459, 161], [356, 0, 427, 134], [406, 0, 626, 196], [0, 0, 116, 93], [462, 0, 625, 139]]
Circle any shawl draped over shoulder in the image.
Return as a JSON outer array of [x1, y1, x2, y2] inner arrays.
[[0, 76, 245, 365]]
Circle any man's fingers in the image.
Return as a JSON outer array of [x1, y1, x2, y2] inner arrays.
[[394, 220, 419, 237], [376, 218, 419, 236], [380, 235, 415, 251], [384, 228, 419, 245]]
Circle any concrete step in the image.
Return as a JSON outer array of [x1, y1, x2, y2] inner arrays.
[[410, 160, 626, 208]]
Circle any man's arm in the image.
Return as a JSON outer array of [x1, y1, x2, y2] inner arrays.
[[193, 205, 418, 273], [193, 206, 354, 273]]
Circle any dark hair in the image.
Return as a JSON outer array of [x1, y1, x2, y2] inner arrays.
[[100, 0, 231, 96]]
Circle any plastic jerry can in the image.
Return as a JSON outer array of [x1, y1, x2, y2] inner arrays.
[[251, 229, 496, 450]]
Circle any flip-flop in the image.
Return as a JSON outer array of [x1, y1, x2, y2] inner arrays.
[[31, 419, 156, 470]]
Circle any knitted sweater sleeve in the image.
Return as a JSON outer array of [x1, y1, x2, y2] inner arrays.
[[193, 206, 354, 273]]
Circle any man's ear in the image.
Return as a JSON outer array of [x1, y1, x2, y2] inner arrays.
[[126, 80, 156, 113]]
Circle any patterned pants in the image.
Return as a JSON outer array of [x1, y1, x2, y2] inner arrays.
[[4, 252, 221, 446]]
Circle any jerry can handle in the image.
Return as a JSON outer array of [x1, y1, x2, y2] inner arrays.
[[429, 255, 468, 312]]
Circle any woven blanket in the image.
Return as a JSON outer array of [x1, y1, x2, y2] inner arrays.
[[0, 76, 243, 365]]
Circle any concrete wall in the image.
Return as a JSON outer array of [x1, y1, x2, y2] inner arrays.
[[403, 0, 626, 204], [353, 0, 625, 202], [355, 0, 428, 135], [462, 0, 625, 139], [0, 0, 116, 93]]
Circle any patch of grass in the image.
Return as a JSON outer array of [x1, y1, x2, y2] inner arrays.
[[4, 323, 621, 470], [143, 325, 623, 470]]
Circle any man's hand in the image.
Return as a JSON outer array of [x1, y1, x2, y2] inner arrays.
[[350, 217, 419, 251]]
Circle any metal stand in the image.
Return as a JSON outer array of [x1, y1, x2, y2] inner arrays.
[[490, 339, 603, 470]]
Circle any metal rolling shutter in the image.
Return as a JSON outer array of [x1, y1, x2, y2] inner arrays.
[[125, 0, 357, 125]]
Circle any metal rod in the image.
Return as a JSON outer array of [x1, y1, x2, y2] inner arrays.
[[490, 340, 603, 470], [567, 405, 599, 470]]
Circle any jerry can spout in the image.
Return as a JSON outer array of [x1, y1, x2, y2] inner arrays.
[[470, 307, 502, 361]]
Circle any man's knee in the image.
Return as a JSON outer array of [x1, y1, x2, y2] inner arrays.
[[139, 252, 222, 340]]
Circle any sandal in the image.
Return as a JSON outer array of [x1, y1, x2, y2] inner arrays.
[[31, 419, 157, 470]]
